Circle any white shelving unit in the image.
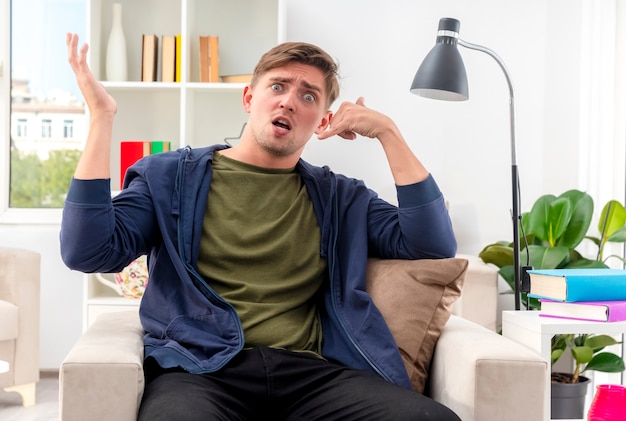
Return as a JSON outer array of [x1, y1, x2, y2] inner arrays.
[[502, 310, 626, 421], [83, 0, 285, 330]]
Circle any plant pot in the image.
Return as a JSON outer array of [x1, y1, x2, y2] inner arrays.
[[551, 374, 590, 419]]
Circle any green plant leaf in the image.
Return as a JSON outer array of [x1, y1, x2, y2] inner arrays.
[[583, 352, 626, 373], [479, 243, 513, 268], [498, 265, 514, 287], [584, 334, 621, 350], [564, 259, 607, 269], [524, 245, 569, 269], [556, 190, 593, 249], [571, 346, 593, 364], [607, 226, 626, 243], [527, 195, 570, 246], [598, 200, 626, 240], [551, 348, 564, 365]]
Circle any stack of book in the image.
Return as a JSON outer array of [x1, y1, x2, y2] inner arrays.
[[141, 34, 181, 82], [120, 140, 171, 189], [528, 268, 626, 322]]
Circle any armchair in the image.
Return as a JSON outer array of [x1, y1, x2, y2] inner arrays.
[[60, 256, 547, 421], [0, 246, 41, 407]]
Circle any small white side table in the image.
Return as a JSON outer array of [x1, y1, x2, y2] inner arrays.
[[502, 310, 626, 421], [0, 360, 8, 373]]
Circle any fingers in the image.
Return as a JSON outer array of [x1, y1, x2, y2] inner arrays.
[[317, 97, 366, 140], [67, 33, 89, 72]]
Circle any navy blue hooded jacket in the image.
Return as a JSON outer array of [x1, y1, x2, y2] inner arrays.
[[60, 144, 457, 390]]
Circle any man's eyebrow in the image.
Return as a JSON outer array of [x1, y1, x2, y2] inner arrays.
[[269, 77, 322, 94]]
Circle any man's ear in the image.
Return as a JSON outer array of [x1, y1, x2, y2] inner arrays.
[[314, 111, 333, 135], [242, 85, 253, 113]]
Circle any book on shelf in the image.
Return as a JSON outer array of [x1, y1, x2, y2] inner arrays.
[[150, 140, 171, 154], [199, 35, 219, 82], [161, 35, 176, 82], [141, 34, 158, 82], [120, 141, 171, 188], [528, 268, 626, 302], [175, 34, 182, 82], [539, 298, 626, 322]]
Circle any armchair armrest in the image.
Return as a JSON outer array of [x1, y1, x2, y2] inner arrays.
[[59, 311, 144, 421], [427, 315, 547, 421]]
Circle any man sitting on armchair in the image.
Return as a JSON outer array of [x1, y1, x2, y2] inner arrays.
[[61, 33, 459, 420]]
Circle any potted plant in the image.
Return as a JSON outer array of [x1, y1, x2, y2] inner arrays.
[[479, 189, 626, 418], [550, 333, 624, 419]]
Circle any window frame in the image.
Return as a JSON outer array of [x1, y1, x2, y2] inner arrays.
[[0, 0, 62, 223]]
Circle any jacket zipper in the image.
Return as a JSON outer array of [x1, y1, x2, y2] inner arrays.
[[175, 147, 244, 369], [327, 186, 389, 382]]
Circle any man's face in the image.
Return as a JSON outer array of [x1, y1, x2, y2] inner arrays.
[[242, 63, 332, 159]]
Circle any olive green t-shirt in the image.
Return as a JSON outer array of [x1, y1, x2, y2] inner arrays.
[[197, 152, 326, 356]]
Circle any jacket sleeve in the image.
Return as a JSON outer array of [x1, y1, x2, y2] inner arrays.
[[60, 175, 156, 273], [367, 174, 457, 259]]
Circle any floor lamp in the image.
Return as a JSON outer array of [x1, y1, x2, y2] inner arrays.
[[410, 17, 524, 310]]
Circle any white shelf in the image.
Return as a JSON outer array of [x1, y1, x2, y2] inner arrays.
[[502, 311, 626, 421], [83, 0, 285, 330]]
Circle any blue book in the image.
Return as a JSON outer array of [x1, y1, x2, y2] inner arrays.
[[528, 268, 626, 302]]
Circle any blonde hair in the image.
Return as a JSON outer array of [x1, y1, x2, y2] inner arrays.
[[251, 42, 340, 108]]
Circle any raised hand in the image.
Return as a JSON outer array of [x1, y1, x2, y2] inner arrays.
[[66, 33, 115, 179], [66, 33, 117, 118], [318, 97, 429, 185], [317, 97, 395, 141]]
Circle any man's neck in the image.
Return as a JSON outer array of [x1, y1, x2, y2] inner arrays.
[[220, 143, 301, 170]]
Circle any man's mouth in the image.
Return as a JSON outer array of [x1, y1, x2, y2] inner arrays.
[[273, 118, 291, 131]]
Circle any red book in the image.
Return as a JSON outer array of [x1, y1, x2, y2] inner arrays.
[[539, 298, 626, 322], [120, 141, 150, 189]]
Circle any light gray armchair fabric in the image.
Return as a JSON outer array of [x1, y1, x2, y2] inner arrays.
[[0, 246, 41, 406]]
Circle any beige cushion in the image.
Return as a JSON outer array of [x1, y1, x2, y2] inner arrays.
[[366, 257, 467, 393]]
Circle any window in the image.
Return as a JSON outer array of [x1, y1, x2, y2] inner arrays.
[[41, 119, 52, 138], [8, 0, 86, 209], [63, 119, 74, 138], [15, 118, 26, 137]]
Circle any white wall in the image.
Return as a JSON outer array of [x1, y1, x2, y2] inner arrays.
[[0, 0, 623, 369]]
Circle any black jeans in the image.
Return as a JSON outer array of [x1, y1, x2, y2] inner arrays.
[[137, 347, 460, 421]]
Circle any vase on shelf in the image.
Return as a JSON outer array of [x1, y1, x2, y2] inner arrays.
[[105, 3, 128, 81]]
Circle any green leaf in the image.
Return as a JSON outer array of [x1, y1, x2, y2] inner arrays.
[[527, 195, 570, 245], [598, 200, 626, 240], [607, 226, 626, 243], [584, 334, 621, 350], [557, 190, 594, 249], [498, 265, 515, 287], [571, 346, 593, 364], [551, 348, 564, 365], [584, 352, 626, 373], [479, 243, 514, 268], [523, 245, 569, 269], [564, 259, 608, 269]]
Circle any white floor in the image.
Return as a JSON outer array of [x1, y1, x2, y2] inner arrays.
[[0, 372, 59, 421]]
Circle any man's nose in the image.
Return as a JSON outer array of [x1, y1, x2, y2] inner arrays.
[[279, 91, 296, 112]]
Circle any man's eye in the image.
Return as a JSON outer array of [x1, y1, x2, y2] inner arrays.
[[271, 84, 282, 91], [303, 93, 315, 102]]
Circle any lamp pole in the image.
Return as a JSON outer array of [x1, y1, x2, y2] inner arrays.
[[456, 39, 523, 311]]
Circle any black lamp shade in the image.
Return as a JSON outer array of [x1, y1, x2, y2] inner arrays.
[[410, 18, 469, 101]]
